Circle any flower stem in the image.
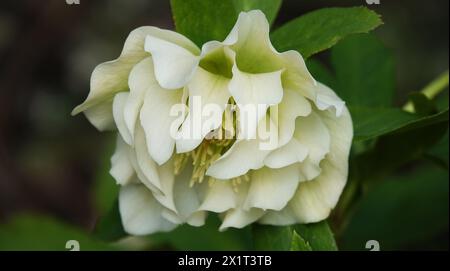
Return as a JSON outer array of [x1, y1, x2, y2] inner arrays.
[[403, 70, 449, 113]]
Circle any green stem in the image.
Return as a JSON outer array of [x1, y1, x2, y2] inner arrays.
[[403, 70, 449, 113]]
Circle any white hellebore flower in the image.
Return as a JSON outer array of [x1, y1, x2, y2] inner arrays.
[[72, 10, 353, 235]]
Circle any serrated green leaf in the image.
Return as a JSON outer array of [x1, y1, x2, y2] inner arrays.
[[294, 221, 338, 251], [0, 215, 114, 251], [331, 34, 395, 107], [271, 7, 382, 59], [341, 165, 449, 250], [170, 0, 282, 47], [290, 231, 312, 251]]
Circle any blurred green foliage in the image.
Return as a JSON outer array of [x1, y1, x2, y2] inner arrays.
[[0, 215, 113, 251], [0, 0, 448, 251]]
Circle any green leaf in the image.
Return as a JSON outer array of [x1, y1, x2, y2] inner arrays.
[[252, 225, 293, 251], [232, 0, 282, 26], [290, 231, 312, 251], [331, 34, 395, 107], [341, 165, 449, 250], [355, 120, 448, 182], [351, 106, 449, 142], [94, 199, 127, 242], [294, 221, 338, 251], [306, 59, 337, 88], [426, 130, 449, 169], [170, 0, 282, 47], [0, 215, 114, 251], [150, 215, 252, 251], [253, 221, 337, 251], [271, 7, 382, 59]]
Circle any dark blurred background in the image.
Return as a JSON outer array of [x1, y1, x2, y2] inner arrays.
[[0, 0, 448, 249]]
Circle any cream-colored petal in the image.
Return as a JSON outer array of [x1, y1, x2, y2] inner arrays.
[[152, 158, 177, 214], [264, 138, 308, 169], [139, 84, 184, 165], [144, 35, 200, 90], [172, 164, 206, 226], [83, 98, 115, 131], [219, 208, 265, 231], [119, 184, 177, 235], [110, 135, 135, 185], [73, 27, 159, 115], [289, 95, 353, 223], [219, 181, 264, 231], [72, 27, 199, 130], [198, 180, 238, 213], [259, 207, 297, 226], [176, 68, 231, 153], [206, 114, 279, 179], [230, 65, 283, 140], [272, 88, 312, 148], [206, 139, 270, 180], [314, 83, 346, 117], [295, 112, 331, 170], [244, 165, 301, 211], [123, 57, 156, 141], [112, 92, 132, 145], [133, 125, 162, 192]]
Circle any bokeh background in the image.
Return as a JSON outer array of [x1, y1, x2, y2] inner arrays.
[[0, 0, 448, 250]]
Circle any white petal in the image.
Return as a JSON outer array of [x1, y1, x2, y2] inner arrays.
[[244, 165, 301, 211], [259, 208, 297, 226], [152, 158, 177, 213], [72, 27, 161, 116], [295, 112, 331, 170], [219, 208, 264, 231], [83, 98, 114, 131], [230, 65, 283, 140], [144, 35, 200, 89], [72, 27, 200, 130], [119, 184, 177, 235], [112, 92, 132, 145], [139, 84, 184, 165], [219, 181, 264, 231], [279, 50, 317, 101], [314, 83, 345, 117], [110, 135, 135, 185], [172, 164, 206, 226], [223, 10, 315, 102], [206, 139, 270, 179], [264, 138, 308, 169], [198, 180, 238, 213], [176, 68, 231, 153], [289, 99, 353, 223], [133, 125, 163, 191], [207, 114, 279, 179], [272, 88, 312, 148], [123, 57, 156, 141]]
